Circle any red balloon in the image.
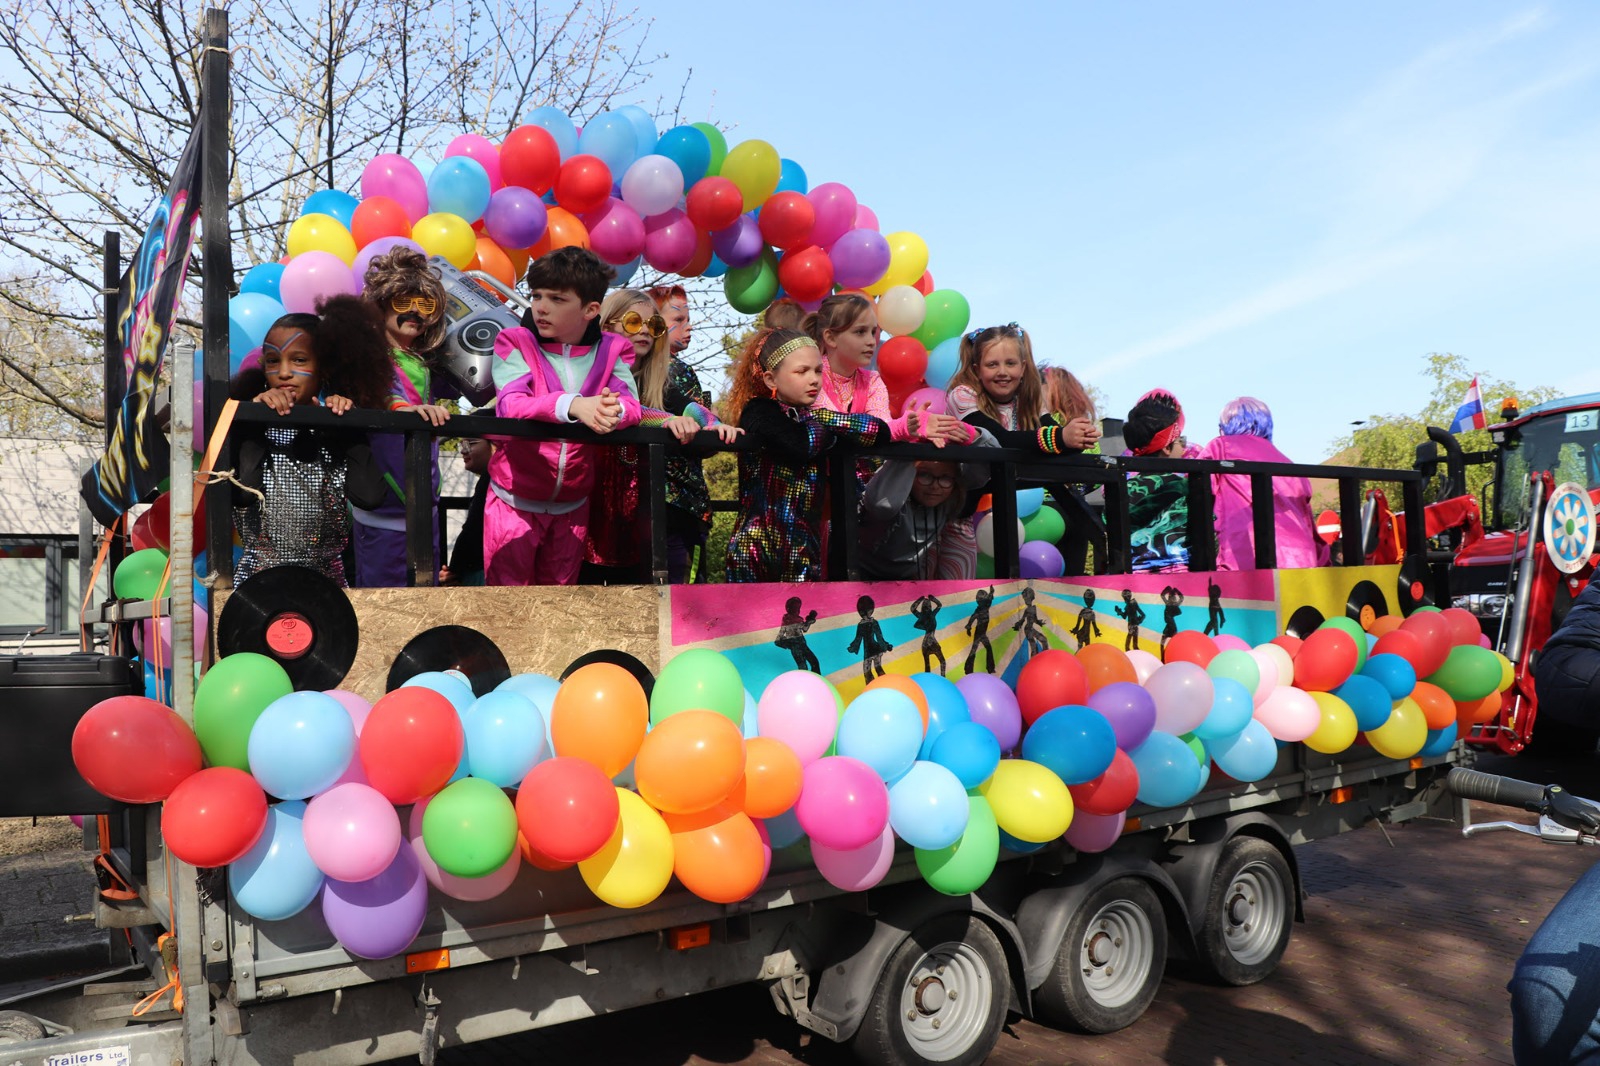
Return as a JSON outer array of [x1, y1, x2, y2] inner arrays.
[[1440, 607, 1484, 647], [515, 757, 620, 864], [130, 509, 162, 552], [1163, 631, 1218, 667], [1398, 612, 1452, 677], [350, 195, 413, 249], [876, 337, 928, 387], [1270, 634, 1303, 656], [685, 176, 744, 232], [1069, 749, 1139, 816], [358, 687, 463, 805], [1371, 629, 1424, 670], [913, 270, 935, 296], [776, 245, 834, 302], [757, 191, 816, 251], [1016, 649, 1089, 728], [71, 696, 202, 804], [1294, 628, 1359, 691], [553, 154, 613, 216], [162, 767, 268, 867], [681, 226, 714, 277], [500, 125, 561, 195]]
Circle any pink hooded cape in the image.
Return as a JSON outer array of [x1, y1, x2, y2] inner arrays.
[[1194, 433, 1326, 570]]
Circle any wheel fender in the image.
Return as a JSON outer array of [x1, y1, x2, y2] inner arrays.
[[804, 887, 1028, 1043], [1014, 851, 1190, 991], [1163, 814, 1303, 941]]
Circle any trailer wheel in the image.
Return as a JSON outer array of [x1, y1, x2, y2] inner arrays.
[[0, 1010, 47, 1044], [850, 914, 1009, 1066], [1195, 836, 1294, 986], [1033, 877, 1166, 1034]]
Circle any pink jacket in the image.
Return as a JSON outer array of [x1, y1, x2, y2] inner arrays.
[[1195, 433, 1326, 570], [488, 327, 641, 505]]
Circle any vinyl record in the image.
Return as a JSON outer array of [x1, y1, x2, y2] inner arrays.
[[1344, 580, 1390, 631], [561, 649, 655, 699], [1283, 606, 1325, 640], [387, 625, 510, 696], [217, 565, 359, 691], [1397, 557, 1434, 616]]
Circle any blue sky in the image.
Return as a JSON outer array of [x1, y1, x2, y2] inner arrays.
[[647, 2, 1600, 463]]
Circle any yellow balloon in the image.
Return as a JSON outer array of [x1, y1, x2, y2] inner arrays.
[[1304, 692, 1358, 754], [412, 212, 476, 269], [1494, 651, 1515, 693], [979, 759, 1073, 844], [719, 139, 780, 212], [1365, 697, 1427, 759], [579, 789, 674, 909], [287, 212, 357, 264], [866, 231, 930, 295]]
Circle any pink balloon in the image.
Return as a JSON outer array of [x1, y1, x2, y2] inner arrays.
[[1478, 633, 1493, 649], [302, 782, 402, 882], [642, 207, 698, 274], [279, 251, 356, 314], [1213, 634, 1251, 653], [325, 690, 372, 735], [1124, 649, 1161, 685], [584, 197, 647, 265], [140, 603, 208, 667], [795, 756, 889, 852], [853, 204, 879, 232], [1064, 810, 1125, 854], [807, 182, 858, 250], [352, 236, 425, 292], [902, 387, 948, 415], [757, 671, 839, 764], [754, 819, 774, 884], [1144, 661, 1215, 735], [1247, 648, 1281, 707], [1253, 686, 1320, 742], [360, 154, 429, 224], [445, 134, 503, 192], [192, 393, 206, 453], [407, 799, 521, 901], [811, 822, 894, 892]]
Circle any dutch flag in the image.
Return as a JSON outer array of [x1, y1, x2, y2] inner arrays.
[[1450, 376, 1487, 433]]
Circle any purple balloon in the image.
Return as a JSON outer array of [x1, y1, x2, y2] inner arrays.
[[643, 207, 697, 274], [483, 185, 549, 250], [1086, 681, 1157, 751], [1019, 541, 1066, 579], [711, 214, 764, 268], [320, 844, 429, 960], [829, 228, 891, 289], [808, 182, 857, 249], [954, 673, 1022, 752], [584, 197, 646, 266], [352, 236, 425, 292], [1063, 810, 1125, 854]]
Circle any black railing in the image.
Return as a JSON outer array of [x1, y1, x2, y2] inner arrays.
[[220, 405, 1428, 586]]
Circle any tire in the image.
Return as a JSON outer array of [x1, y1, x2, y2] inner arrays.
[[1194, 836, 1295, 986], [1033, 877, 1167, 1034], [850, 913, 1010, 1066], [0, 1010, 48, 1044]]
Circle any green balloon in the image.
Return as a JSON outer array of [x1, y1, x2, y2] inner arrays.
[[908, 289, 971, 350], [1206, 649, 1261, 694], [650, 648, 746, 726], [692, 122, 728, 177], [1427, 645, 1500, 702], [422, 778, 518, 879], [1318, 617, 1369, 671], [193, 653, 293, 770], [724, 248, 779, 315], [1022, 505, 1065, 544], [113, 548, 171, 601], [976, 553, 995, 579], [1180, 732, 1208, 767], [916, 794, 999, 896]]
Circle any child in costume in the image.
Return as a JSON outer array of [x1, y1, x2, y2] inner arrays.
[[857, 440, 997, 581], [1120, 389, 1193, 572], [1042, 365, 1104, 574], [1194, 397, 1323, 570], [485, 247, 643, 585], [723, 328, 888, 583], [229, 296, 392, 587]]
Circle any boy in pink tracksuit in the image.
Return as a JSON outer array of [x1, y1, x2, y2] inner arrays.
[[484, 248, 642, 585]]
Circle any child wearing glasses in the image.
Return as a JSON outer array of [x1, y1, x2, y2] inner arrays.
[[857, 434, 998, 581], [352, 247, 454, 587]]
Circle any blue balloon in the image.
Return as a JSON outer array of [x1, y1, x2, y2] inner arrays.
[[301, 188, 359, 228], [230, 801, 324, 921], [1016, 488, 1046, 519], [463, 691, 548, 787], [700, 253, 728, 279], [1194, 676, 1254, 739], [614, 104, 659, 163], [247, 691, 356, 800], [239, 262, 285, 302], [1420, 723, 1458, 758], [612, 255, 642, 286], [141, 659, 172, 703], [1129, 730, 1204, 807], [1333, 673, 1393, 731], [228, 292, 286, 368], [497, 672, 559, 752], [925, 336, 962, 391], [1021, 705, 1116, 785], [526, 106, 578, 160], [412, 156, 437, 184], [654, 126, 712, 187], [911, 673, 971, 759], [838, 689, 924, 783], [1361, 653, 1416, 702], [1207, 719, 1278, 782], [577, 112, 639, 176], [998, 828, 1049, 855], [929, 721, 1001, 790], [888, 760, 970, 850], [776, 157, 808, 195], [427, 157, 491, 223], [741, 688, 759, 739], [764, 807, 807, 849], [404, 671, 475, 715]]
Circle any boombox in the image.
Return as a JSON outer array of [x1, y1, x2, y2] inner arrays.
[[428, 255, 527, 407]]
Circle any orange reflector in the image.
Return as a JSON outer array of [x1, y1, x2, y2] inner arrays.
[[1123, 817, 1142, 833], [669, 924, 712, 951], [406, 949, 450, 973], [1328, 786, 1355, 804], [1408, 757, 1424, 770]]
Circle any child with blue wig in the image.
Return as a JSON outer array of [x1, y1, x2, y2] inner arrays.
[[1195, 396, 1323, 569]]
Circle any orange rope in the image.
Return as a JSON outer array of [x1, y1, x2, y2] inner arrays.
[[79, 515, 123, 653]]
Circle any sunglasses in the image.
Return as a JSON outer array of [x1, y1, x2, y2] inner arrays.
[[618, 309, 668, 339], [389, 294, 438, 316], [915, 473, 956, 489]]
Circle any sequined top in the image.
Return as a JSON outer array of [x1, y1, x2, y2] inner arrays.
[[663, 359, 716, 530], [233, 425, 354, 587], [726, 399, 887, 583]]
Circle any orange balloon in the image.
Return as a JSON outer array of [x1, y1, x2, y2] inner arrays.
[[866, 675, 930, 730], [505, 245, 530, 280], [473, 235, 516, 292], [663, 805, 765, 904], [550, 663, 648, 778], [530, 206, 589, 256], [737, 736, 803, 819], [1366, 615, 1404, 637], [634, 709, 744, 815], [1077, 643, 1137, 693], [1456, 689, 1502, 726], [1410, 681, 1456, 731]]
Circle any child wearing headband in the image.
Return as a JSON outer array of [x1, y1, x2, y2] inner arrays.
[[723, 328, 888, 582]]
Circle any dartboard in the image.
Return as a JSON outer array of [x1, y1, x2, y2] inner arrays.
[[1543, 482, 1596, 574]]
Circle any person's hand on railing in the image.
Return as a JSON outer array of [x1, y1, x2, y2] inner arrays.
[[398, 403, 451, 426], [571, 388, 622, 434], [661, 415, 701, 443], [324, 394, 353, 415], [1062, 416, 1101, 450], [710, 423, 743, 444], [254, 387, 298, 415]]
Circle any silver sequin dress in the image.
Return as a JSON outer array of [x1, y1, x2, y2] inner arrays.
[[233, 425, 352, 587]]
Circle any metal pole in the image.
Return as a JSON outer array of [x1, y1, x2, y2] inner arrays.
[[202, 10, 235, 586]]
